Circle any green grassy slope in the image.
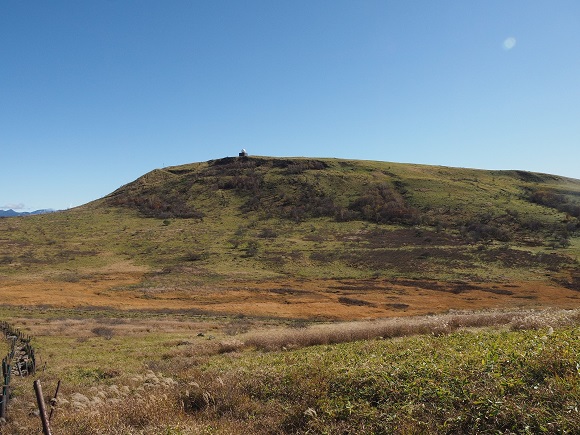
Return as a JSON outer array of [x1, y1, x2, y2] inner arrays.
[[17, 314, 578, 434], [1, 156, 579, 288], [180, 325, 580, 434]]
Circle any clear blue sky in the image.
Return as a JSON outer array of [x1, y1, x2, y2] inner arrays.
[[1, 1, 579, 211]]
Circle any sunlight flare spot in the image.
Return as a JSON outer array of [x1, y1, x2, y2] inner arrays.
[[503, 37, 517, 50]]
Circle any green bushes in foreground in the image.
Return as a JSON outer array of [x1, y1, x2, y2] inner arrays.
[[12, 317, 580, 434], [178, 327, 580, 434]]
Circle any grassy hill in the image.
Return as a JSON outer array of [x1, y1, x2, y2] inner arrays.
[[1, 156, 579, 318], [2, 156, 580, 433], [98, 156, 580, 283]]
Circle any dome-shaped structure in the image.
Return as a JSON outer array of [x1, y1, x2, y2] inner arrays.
[[239, 149, 248, 157]]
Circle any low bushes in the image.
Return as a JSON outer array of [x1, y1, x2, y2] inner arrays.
[[178, 320, 580, 434], [5, 309, 580, 434]]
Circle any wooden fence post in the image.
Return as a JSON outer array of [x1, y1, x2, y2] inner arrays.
[[2, 322, 37, 421], [0, 358, 6, 419], [34, 380, 52, 435], [0, 385, 6, 420], [1, 358, 9, 420], [49, 380, 61, 422]]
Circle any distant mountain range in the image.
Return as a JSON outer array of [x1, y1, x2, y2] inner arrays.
[[0, 209, 56, 217]]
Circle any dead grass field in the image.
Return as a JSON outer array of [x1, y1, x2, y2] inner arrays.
[[2, 270, 579, 321]]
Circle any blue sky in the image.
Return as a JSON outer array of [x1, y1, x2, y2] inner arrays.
[[1, 1, 579, 211]]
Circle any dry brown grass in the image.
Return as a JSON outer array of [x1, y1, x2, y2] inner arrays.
[[0, 337, 9, 357], [241, 308, 580, 351], [2, 273, 580, 322]]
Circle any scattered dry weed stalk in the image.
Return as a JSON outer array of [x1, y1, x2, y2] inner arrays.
[[242, 308, 580, 352]]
